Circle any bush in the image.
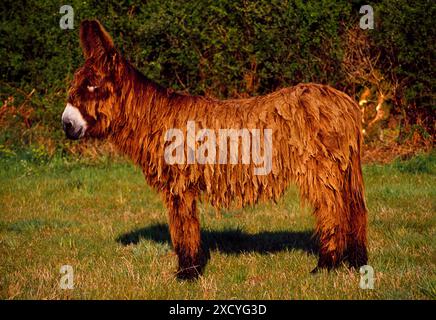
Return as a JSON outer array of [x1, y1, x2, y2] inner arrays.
[[0, 0, 433, 155], [373, 0, 435, 137], [393, 151, 436, 174]]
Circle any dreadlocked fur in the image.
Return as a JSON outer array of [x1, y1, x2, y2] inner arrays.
[[64, 20, 368, 280]]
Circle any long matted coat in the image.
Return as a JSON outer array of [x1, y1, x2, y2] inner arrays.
[[62, 20, 368, 279]]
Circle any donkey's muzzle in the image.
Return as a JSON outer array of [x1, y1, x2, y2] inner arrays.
[[61, 103, 87, 140]]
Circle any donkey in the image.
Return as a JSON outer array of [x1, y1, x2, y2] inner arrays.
[[62, 20, 368, 280]]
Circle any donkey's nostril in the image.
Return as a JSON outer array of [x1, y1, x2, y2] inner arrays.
[[63, 121, 73, 132]]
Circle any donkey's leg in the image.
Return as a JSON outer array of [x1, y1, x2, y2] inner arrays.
[[345, 209, 368, 269], [302, 158, 369, 272], [298, 171, 349, 272], [311, 196, 349, 272], [342, 153, 368, 269], [165, 190, 208, 280]]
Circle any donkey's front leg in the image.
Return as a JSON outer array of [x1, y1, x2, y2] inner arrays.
[[165, 190, 207, 280]]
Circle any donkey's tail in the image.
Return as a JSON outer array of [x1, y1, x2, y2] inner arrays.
[[343, 132, 368, 268]]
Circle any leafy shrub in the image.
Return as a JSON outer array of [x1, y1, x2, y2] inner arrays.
[[0, 0, 433, 155], [393, 151, 435, 174]]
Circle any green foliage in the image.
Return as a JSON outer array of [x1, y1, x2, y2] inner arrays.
[[373, 0, 435, 130], [0, 0, 434, 153], [393, 151, 436, 174]]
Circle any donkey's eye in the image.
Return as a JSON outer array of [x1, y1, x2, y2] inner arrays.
[[87, 85, 98, 92]]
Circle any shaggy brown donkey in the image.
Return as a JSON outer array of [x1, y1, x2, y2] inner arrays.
[[62, 20, 368, 280]]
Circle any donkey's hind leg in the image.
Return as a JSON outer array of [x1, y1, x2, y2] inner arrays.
[[311, 196, 349, 272], [342, 153, 368, 269], [298, 171, 349, 272]]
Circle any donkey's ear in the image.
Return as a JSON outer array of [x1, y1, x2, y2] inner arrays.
[[80, 20, 115, 59]]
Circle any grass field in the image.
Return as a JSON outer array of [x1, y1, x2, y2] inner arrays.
[[0, 152, 435, 299]]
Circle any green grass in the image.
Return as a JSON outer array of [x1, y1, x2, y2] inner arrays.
[[0, 153, 435, 299]]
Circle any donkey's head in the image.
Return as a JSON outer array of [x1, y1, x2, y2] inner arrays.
[[62, 20, 124, 139]]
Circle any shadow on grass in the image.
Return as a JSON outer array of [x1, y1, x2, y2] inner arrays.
[[116, 223, 317, 255]]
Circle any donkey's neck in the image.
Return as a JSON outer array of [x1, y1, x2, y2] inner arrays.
[[109, 65, 178, 166]]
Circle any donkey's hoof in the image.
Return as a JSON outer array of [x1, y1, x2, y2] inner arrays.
[[346, 247, 368, 269], [310, 266, 320, 274], [176, 267, 200, 281]]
